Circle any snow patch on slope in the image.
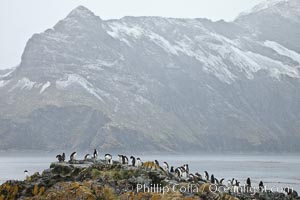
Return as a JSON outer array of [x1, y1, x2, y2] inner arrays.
[[264, 40, 300, 64], [56, 74, 105, 102], [10, 77, 37, 91], [99, 19, 299, 83], [84, 56, 124, 71], [107, 22, 144, 45], [84, 60, 115, 70], [0, 80, 11, 88], [224, 46, 262, 79], [0, 68, 15, 79], [245, 51, 299, 79], [97, 60, 116, 67], [135, 95, 151, 105], [40, 82, 51, 93], [174, 33, 299, 81], [148, 32, 178, 55]]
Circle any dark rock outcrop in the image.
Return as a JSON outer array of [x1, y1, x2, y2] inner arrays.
[[0, 160, 298, 200]]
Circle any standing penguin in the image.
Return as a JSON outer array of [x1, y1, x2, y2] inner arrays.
[[227, 180, 232, 187], [183, 164, 189, 173], [284, 188, 298, 198], [105, 154, 113, 165], [215, 178, 219, 185], [118, 155, 123, 163], [93, 149, 98, 159], [84, 154, 91, 160], [246, 177, 251, 188], [122, 156, 128, 165], [57, 152, 66, 162], [155, 160, 160, 167], [136, 158, 142, 167], [210, 174, 215, 184], [195, 173, 203, 180], [62, 153, 66, 162], [24, 170, 29, 178], [163, 162, 169, 172], [259, 181, 264, 192], [70, 152, 77, 161], [170, 166, 174, 173], [175, 168, 182, 177], [220, 178, 225, 185], [204, 171, 209, 181], [130, 156, 136, 166], [230, 178, 235, 186], [189, 174, 196, 182], [180, 167, 188, 178], [233, 180, 240, 193], [56, 154, 63, 162]]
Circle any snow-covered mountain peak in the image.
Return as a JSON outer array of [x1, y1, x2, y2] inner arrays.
[[252, 0, 288, 11], [48, 5, 104, 40], [238, 0, 289, 17], [67, 5, 97, 19], [54, 5, 102, 30]]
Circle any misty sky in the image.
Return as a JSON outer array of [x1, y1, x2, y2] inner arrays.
[[0, 0, 264, 69]]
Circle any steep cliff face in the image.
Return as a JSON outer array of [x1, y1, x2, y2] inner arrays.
[[0, 2, 300, 152]]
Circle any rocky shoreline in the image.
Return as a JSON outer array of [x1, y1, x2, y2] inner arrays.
[[0, 159, 299, 200]]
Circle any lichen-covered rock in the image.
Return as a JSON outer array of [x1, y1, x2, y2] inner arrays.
[[0, 160, 298, 200], [0, 181, 26, 200], [38, 182, 96, 200]]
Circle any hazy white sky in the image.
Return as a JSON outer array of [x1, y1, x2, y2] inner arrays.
[[0, 0, 264, 69]]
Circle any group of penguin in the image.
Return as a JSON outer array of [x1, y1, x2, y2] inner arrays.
[[118, 155, 143, 167], [56, 151, 261, 187], [53, 150, 298, 197], [56, 149, 113, 165]]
